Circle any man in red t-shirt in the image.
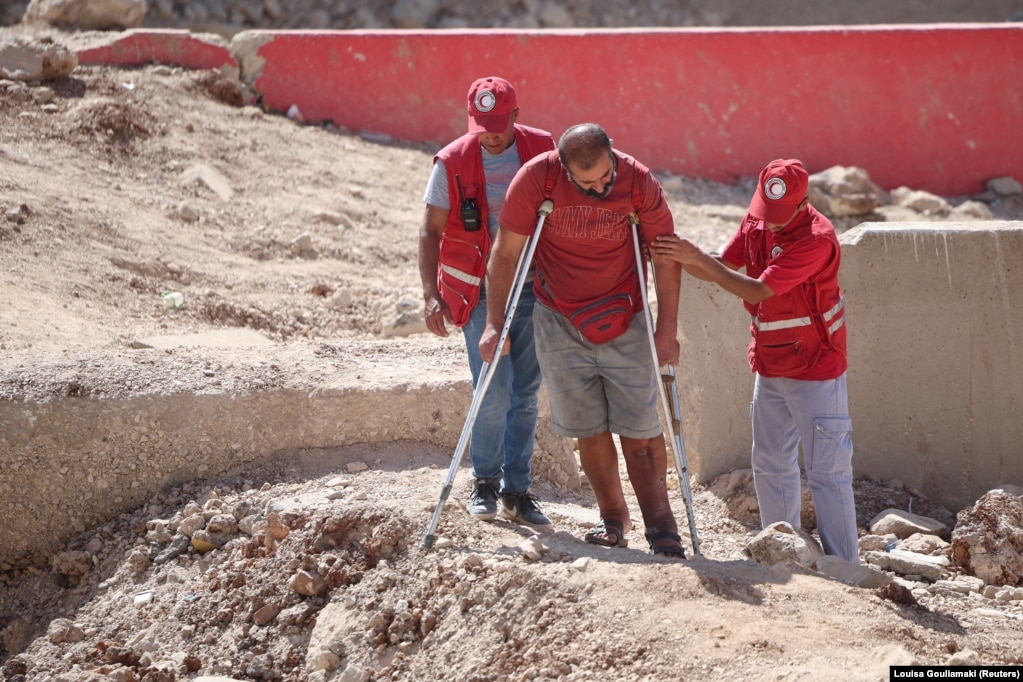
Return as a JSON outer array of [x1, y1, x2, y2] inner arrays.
[[650, 159, 859, 563], [480, 123, 686, 558]]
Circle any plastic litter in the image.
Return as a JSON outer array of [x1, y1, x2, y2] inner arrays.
[[162, 291, 184, 309]]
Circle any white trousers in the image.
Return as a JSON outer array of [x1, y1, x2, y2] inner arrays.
[[750, 372, 859, 563]]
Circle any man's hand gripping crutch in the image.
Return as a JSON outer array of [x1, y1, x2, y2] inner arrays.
[[421, 199, 555, 550], [628, 213, 701, 557]]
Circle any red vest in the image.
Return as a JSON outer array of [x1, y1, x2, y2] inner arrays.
[[742, 208, 848, 379], [434, 125, 554, 326]]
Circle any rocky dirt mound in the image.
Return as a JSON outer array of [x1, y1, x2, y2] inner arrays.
[[4, 443, 1022, 681]]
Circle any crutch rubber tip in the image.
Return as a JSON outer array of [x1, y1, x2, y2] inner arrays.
[[538, 199, 554, 216], [421, 534, 436, 550]]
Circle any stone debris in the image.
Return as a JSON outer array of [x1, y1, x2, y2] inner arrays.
[[898, 532, 950, 555], [868, 508, 949, 539], [45, 618, 86, 644], [179, 163, 235, 202], [519, 535, 544, 561], [23, 0, 146, 29], [50, 550, 92, 586], [3, 468, 1023, 679], [987, 176, 1023, 197], [950, 488, 1023, 586], [570, 557, 590, 572], [809, 165, 886, 218], [0, 34, 77, 81], [864, 548, 950, 582], [858, 533, 898, 552], [950, 200, 994, 220], [890, 187, 952, 216], [744, 521, 824, 568]]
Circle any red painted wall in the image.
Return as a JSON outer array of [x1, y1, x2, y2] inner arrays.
[[80, 27, 1023, 196], [77, 29, 236, 71]]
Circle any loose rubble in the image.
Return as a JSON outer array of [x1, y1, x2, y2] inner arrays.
[[6, 460, 1023, 680]]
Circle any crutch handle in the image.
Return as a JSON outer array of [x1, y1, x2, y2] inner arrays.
[[660, 366, 683, 435]]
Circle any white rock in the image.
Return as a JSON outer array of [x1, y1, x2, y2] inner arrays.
[[745, 522, 823, 567], [519, 536, 544, 561], [868, 509, 948, 539], [24, 0, 146, 29], [890, 187, 951, 215]]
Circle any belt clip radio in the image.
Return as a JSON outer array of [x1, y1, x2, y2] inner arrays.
[[455, 174, 480, 232]]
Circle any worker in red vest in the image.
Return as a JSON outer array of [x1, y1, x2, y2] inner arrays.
[[651, 159, 859, 563], [418, 77, 555, 533]]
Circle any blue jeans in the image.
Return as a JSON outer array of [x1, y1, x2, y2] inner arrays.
[[461, 287, 542, 495]]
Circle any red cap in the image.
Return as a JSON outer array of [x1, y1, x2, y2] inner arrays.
[[748, 159, 809, 224], [466, 77, 517, 134]]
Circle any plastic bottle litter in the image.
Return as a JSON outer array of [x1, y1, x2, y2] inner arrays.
[[162, 291, 184, 309]]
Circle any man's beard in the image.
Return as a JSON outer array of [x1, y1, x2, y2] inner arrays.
[[570, 162, 617, 199]]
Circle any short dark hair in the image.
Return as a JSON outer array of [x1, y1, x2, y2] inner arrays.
[[558, 123, 612, 170]]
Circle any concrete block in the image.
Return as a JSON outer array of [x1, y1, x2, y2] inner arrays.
[[677, 223, 1023, 511]]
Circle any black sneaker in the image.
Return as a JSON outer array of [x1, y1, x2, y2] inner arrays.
[[500, 491, 554, 535], [467, 478, 499, 521]]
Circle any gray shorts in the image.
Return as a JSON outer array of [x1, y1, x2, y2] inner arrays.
[[533, 303, 662, 439]]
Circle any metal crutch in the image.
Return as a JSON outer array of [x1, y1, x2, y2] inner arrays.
[[421, 199, 555, 550], [627, 212, 701, 557]]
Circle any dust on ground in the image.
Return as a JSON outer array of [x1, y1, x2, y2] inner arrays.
[[2, 25, 1023, 682]]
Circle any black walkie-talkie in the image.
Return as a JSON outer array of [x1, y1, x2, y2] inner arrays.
[[455, 174, 481, 232]]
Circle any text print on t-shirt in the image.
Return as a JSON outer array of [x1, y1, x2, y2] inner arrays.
[[544, 206, 629, 240]]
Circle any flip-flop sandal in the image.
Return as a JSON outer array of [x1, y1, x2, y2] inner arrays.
[[645, 530, 686, 558], [585, 519, 628, 547]]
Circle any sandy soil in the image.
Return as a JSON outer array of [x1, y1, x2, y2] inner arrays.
[[2, 25, 1023, 682]]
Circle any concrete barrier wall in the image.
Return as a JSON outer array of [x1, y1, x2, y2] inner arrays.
[[76, 26, 1022, 196], [678, 222, 1023, 511], [0, 382, 576, 570]]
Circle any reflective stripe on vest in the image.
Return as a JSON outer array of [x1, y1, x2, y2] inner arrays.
[[753, 315, 810, 331], [823, 297, 845, 335], [440, 264, 481, 287], [754, 297, 845, 333]]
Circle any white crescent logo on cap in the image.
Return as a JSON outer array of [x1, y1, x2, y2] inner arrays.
[[764, 177, 787, 200], [474, 90, 497, 113]]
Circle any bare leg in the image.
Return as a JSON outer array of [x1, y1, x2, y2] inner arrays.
[[578, 430, 633, 538], [620, 435, 678, 537]]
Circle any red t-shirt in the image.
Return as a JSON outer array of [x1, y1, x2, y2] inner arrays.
[[499, 150, 675, 309]]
